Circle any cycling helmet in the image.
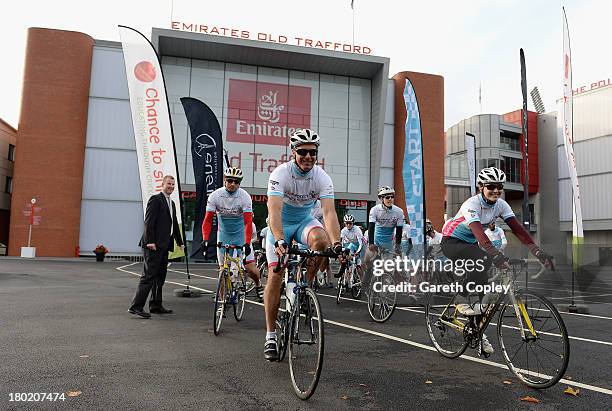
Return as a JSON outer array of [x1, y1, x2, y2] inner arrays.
[[425, 219, 433, 233], [343, 214, 355, 223], [224, 166, 243, 179], [290, 128, 320, 149], [477, 167, 506, 185], [377, 186, 395, 197]]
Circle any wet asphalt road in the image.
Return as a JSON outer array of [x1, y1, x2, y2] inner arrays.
[[1, 258, 611, 410]]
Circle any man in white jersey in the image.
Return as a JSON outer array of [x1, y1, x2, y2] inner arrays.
[[201, 167, 263, 302], [441, 167, 553, 355], [484, 221, 507, 251], [264, 128, 343, 361], [341, 214, 365, 264], [425, 219, 444, 260]]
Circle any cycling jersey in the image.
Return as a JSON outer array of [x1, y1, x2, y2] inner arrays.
[[369, 204, 404, 249], [204, 187, 255, 264], [485, 227, 507, 250], [266, 162, 334, 265], [260, 226, 269, 249], [341, 226, 365, 254], [442, 194, 514, 244], [311, 199, 324, 223]]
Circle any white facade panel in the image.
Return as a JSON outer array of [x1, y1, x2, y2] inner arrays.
[[384, 80, 394, 125], [573, 87, 612, 142], [381, 124, 394, 168], [89, 46, 129, 99], [85, 98, 135, 150], [82, 148, 141, 201], [79, 199, 143, 254]]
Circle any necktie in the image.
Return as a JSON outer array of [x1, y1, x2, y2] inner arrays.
[[167, 196, 173, 237]]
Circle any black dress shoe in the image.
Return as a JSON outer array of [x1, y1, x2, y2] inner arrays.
[[150, 306, 173, 314], [128, 308, 151, 318]]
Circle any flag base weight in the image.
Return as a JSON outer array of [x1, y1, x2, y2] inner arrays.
[[561, 304, 589, 314], [173, 288, 202, 298]]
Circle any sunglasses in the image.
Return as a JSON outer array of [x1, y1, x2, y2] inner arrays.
[[485, 183, 504, 191], [383, 195, 395, 200], [295, 148, 318, 157], [226, 178, 241, 185]]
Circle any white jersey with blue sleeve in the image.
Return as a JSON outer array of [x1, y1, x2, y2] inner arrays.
[[442, 194, 514, 244], [369, 204, 404, 248], [206, 187, 252, 245], [267, 162, 334, 226]]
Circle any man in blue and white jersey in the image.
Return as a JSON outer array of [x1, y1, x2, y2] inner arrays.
[[341, 214, 366, 264], [484, 221, 507, 252], [367, 186, 405, 255], [264, 128, 343, 361], [201, 167, 263, 302]]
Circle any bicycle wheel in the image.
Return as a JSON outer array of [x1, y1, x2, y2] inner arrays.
[[425, 292, 468, 358], [497, 290, 570, 389], [213, 270, 228, 336], [276, 310, 290, 362], [335, 277, 344, 304], [367, 271, 396, 323], [351, 267, 362, 299], [258, 262, 268, 287], [234, 276, 247, 321], [289, 287, 324, 400]]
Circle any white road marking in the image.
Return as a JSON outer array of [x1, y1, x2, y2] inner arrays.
[[117, 265, 612, 396]]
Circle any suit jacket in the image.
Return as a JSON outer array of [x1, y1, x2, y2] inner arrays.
[[139, 192, 184, 251]]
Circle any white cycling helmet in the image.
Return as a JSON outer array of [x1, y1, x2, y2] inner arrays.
[[224, 166, 243, 179], [290, 128, 320, 149], [477, 167, 506, 185], [343, 214, 355, 223], [378, 186, 395, 197]]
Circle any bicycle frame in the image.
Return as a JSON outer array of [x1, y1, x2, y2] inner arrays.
[[435, 263, 538, 340], [219, 245, 247, 294]]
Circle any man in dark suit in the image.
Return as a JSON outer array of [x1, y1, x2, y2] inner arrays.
[[128, 175, 184, 318]]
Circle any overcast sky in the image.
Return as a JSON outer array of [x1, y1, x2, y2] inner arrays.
[[1, 0, 610, 130]]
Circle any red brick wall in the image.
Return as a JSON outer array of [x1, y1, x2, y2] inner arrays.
[[392, 72, 445, 230], [8, 28, 94, 257], [502, 110, 539, 194]]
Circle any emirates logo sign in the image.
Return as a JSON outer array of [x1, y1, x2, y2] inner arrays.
[[226, 79, 311, 146]]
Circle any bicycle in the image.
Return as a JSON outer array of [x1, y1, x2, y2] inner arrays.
[[273, 245, 339, 400], [425, 259, 570, 388], [336, 251, 362, 303], [212, 244, 248, 336], [255, 249, 268, 288], [365, 246, 399, 323]]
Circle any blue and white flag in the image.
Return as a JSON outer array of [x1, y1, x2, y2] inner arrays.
[[402, 79, 425, 255]]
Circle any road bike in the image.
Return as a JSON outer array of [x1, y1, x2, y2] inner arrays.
[[365, 246, 400, 323], [273, 246, 339, 400], [425, 259, 569, 388], [336, 250, 362, 303], [212, 244, 248, 335]]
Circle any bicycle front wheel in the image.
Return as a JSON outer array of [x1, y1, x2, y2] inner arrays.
[[213, 270, 228, 335], [367, 271, 396, 323], [289, 287, 324, 400], [351, 267, 362, 299], [425, 292, 468, 358], [497, 290, 570, 389], [234, 276, 247, 321], [336, 277, 344, 304]]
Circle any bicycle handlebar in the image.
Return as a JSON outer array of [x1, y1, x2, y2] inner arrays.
[[272, 246, 340, 273]]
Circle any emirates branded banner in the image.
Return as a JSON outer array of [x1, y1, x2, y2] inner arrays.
[[465, 132, 476, 196], [561, 8, 584, 270], [402, 79, 426, 253], [226, 79, 311, 146], [118, 25, 184, 258], [180, 97, 224, 259]]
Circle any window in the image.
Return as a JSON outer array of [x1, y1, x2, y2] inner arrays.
[[5, 176, 12, 194], [500, 157, 521, 183], [500, 132, 521, 151], [8, 144, 15, 161]]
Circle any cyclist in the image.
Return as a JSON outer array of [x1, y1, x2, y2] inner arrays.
[[339, 214, 366, 285], [201, 167, 264, 302], [364, 186, 405, 278], [264, 128, 344, 361], [441, 167, 553, 354], [425, 218, 444, 260], [484, 221, 507, 252], [400, 218, 414, 258]]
